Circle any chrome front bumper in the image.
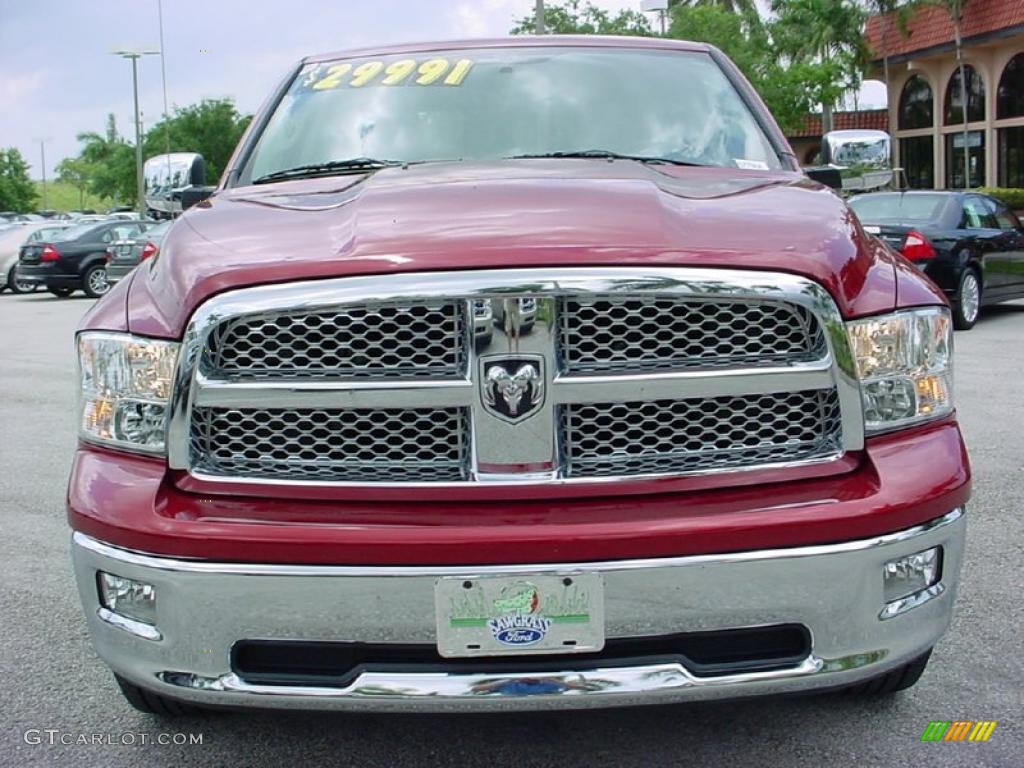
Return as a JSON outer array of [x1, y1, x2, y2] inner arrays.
[[71, 509, 965, 712]]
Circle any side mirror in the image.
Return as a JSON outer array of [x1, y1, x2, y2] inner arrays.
[[805, 166, 843, 190], [820, 130, 895, 192], [179, 186, 216, 211], [145, 152, 209, 215], [189, 155, 206, 186]]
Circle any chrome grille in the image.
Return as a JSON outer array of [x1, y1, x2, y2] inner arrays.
[[189, 406, 470, 482], [559, 296, 826, 374], [203, 301, 467, 380], [171, 268, 862, 487], [561, 390, 843, 478]]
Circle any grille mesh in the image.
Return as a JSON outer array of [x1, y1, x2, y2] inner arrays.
[[202, 301, 467, 380], [190, 406, 469, 482], [561, 389, 842, 478], [559, 296, 826, 374]]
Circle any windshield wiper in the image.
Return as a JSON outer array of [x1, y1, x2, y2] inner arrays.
[[252, 158, 406, 184], [505, 150, 707, 167]]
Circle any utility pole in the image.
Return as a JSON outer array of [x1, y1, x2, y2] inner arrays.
[[112, 49, 159, 214], [535, 0, 545, 34], [35, 138, 49, 209]]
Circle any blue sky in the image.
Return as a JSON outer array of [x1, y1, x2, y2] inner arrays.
[[0, 0, 885, 180]]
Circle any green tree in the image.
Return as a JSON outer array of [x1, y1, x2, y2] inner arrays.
[[667, 4, 834, 135], [0, 148, 39, 212], [143, 99, 252, 183], [669, 0, 757, 15], [512, 1, 652, 36], [771, 0, 868, 135], [55, 156, 92, 210], [75, 114, 137, 204]]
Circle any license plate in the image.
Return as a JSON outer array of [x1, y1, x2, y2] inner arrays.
[[435, 572, 604, 658]]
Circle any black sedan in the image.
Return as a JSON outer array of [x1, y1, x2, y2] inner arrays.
[[106, 220, 172, 284], [848, 191, 1024, 329], [16, 220, 151, 298]]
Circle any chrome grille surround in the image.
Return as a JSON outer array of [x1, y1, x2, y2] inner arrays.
[[167, 268, 864, 487]]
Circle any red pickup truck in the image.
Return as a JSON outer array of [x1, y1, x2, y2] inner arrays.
[[70, 37, 969, 715]]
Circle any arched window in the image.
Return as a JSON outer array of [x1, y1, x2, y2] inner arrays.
[[944, 64, 985, 124], [899, 75, 933, 129], [997, 54, 1024, 186], [997, 53, 1024, 119]]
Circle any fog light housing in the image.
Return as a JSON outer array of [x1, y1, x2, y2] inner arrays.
[[97, 572, 159, 637], [880, 547, 943, 619]]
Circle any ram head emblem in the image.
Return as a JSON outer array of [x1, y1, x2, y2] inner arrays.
[[482, 358, 545, 422]]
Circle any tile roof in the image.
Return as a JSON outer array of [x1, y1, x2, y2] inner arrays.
[[787, 109, 890, 139], [866, 0, 1024, 60]]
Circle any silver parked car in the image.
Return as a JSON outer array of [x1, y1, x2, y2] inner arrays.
[[106, 220, 173, 284]]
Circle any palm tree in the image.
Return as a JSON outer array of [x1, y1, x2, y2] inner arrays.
[[669, 0, 757, 13], [928, 0, 971, 187], [771, 0, 868, 135], [866, 1, 902, 139], [74, 115, 137, 204]]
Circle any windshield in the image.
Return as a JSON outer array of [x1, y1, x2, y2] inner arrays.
[[849, 193, 949, 224], [246, 47, 781, 181]]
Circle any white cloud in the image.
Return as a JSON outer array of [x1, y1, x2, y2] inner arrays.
[[450, 0, 525, 37], [0, 71, 45, 110]]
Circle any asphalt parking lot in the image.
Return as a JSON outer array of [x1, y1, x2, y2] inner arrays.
[[0, 292, 1021, 768]]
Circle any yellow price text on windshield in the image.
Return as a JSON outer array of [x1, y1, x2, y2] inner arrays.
[[305, 58, 474, 91]]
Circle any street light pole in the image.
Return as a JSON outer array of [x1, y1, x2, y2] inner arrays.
[[112, 49, 159, 215], [157, 0, 172, 182], [36, 139, 49, 209], [130, 55, 143, 215], [535, 0, 545, 34]]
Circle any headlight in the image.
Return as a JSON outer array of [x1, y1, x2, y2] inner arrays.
[[77, 332, 179, 454], [846, 307, 953, 433]]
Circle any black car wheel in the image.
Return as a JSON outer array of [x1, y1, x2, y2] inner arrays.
[[8, 266, 37, 294], [48, 286, 74, 298], [82, 265, 110, 298], [953, 267, 981, 331]]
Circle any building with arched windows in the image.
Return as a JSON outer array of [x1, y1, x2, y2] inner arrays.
[[866, 0, 1024, 189]]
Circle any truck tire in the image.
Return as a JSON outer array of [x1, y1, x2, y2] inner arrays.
[[843, 649, 932, 695], [114, 674, 206, 717]]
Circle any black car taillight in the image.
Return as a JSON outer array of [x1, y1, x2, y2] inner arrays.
[[900, 231, 937, 262], [40, 244, 60, 262]]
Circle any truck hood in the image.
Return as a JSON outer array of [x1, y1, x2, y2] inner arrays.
[[111, 160, 938, 338]]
